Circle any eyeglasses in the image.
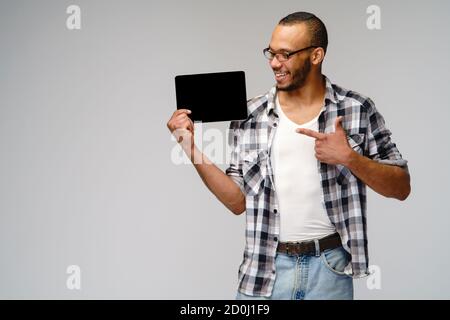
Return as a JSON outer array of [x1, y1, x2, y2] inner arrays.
[[263, 46, 318, 62]]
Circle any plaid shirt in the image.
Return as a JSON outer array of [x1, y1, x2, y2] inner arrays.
[[225, 76, 408, 297]]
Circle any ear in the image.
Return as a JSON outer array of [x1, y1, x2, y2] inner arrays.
[[311, 47, 325, 66]]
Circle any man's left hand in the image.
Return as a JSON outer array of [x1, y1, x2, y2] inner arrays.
[[296, 116, 353, 165]]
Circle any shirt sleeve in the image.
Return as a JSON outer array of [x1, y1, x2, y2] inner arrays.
[[225, 120, 245, 194], [366, 98, 409, 170]]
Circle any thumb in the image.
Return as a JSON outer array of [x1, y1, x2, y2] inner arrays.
[[334, 116, 344, 132]]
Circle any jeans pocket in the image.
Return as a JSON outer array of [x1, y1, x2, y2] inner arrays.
[[320, 246, 351, 277]]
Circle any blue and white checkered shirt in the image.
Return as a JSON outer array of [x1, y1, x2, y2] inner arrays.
[[226, 76, 408, 297]]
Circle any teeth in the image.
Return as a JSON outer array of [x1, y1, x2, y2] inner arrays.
[[275, 72, 287, 76]]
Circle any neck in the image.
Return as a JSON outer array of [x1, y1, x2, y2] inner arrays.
[[278, 73, 326, 109]]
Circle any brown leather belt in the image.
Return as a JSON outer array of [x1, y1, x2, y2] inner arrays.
[[277, 232, 342, 256]]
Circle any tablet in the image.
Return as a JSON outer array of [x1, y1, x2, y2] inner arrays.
[[175, 71, 248, 122]]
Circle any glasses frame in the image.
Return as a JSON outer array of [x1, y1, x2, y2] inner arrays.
[[263, 46, 319, 62]]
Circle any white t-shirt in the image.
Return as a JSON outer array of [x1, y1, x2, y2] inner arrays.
[[270, 95, 336, 242]]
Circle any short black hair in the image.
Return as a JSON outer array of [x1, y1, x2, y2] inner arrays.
[[279, 12, 328, 54]]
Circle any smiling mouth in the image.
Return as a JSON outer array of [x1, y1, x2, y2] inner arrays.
[[274, 71, 289, 81]]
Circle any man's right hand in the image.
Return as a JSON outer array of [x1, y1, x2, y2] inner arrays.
[[167, 109, 195, 152]]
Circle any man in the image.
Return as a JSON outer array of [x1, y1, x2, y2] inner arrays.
[[167, 12, 410, 300]]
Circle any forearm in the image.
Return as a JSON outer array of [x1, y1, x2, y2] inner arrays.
[[184, 145, 246, 215], [344, 150, 411, 200]]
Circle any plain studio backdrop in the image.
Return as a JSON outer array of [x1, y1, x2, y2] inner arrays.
[[1, 0, 449, 299]]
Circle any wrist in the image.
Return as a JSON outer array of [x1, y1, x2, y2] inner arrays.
[[342, 148, 359, 168], [182, 143, 195, 160]]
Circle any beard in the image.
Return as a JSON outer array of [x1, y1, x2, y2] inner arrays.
[[277, 59, 312, 92]]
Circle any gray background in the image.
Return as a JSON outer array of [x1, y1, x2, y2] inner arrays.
[[1, 0, 449, 299]]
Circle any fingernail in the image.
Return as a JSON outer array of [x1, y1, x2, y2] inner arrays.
[[187, 110, 192, 113]]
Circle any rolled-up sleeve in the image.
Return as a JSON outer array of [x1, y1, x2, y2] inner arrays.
[[366, 99, 408, 170], [225, 120, 245, 194]]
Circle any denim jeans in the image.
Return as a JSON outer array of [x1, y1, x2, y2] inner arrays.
[[235, 246, 354, 300]]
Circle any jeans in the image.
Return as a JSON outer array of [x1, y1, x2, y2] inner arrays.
[[235, 246, 354, 300]]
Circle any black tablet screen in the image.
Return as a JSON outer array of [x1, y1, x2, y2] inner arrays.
[[175, 71, 248, 122]]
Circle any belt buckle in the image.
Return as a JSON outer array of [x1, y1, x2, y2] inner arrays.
[[286, 242, 297, 255], [285, 242, 299, 255], [284, 243, 290, 255], [283, 241, 311, 255]]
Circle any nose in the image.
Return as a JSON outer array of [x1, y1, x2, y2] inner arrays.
[[270, 56, 282, 69]]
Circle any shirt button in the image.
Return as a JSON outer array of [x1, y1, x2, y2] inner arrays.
[[273, 123, 277, 127], [274, 209, 278, 214], [274, 237, 278, 241]]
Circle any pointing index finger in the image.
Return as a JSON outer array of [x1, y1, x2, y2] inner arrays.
[[296, 128, 326, 140]]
